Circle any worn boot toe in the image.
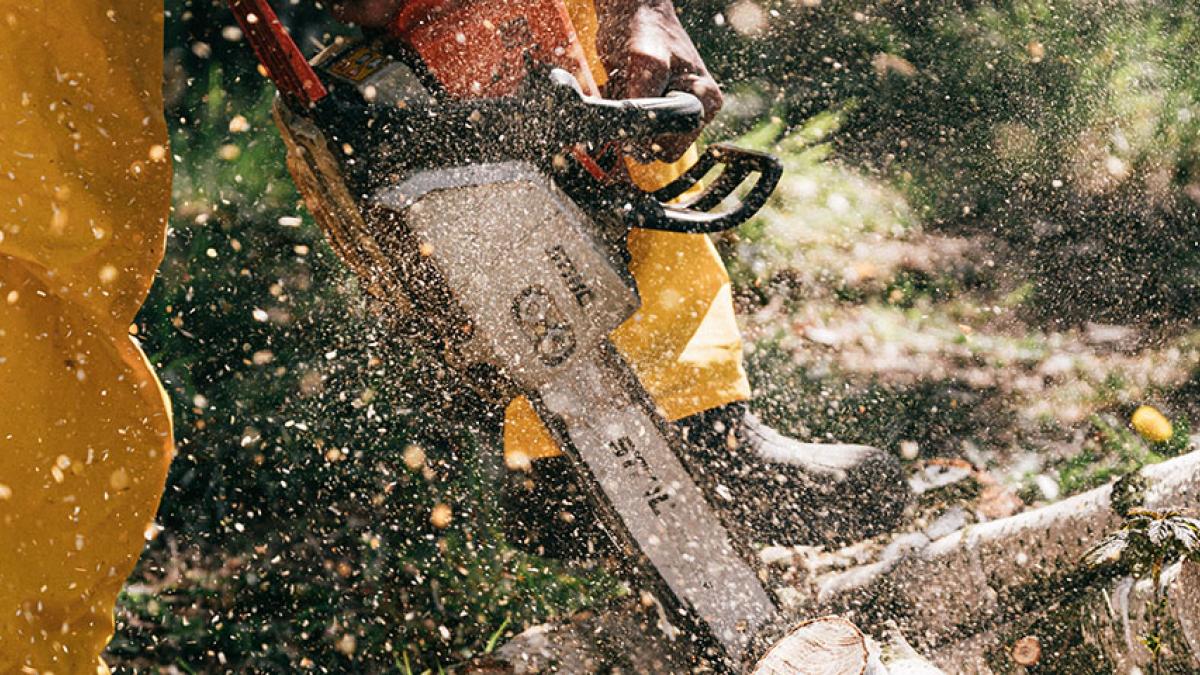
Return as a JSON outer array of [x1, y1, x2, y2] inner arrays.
[[696, 411, 912, 546]]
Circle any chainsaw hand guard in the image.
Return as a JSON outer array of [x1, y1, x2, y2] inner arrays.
[[639, 144, 784, 234]]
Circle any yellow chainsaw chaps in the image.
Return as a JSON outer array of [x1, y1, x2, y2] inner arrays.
[[0, 2, 173, 671]]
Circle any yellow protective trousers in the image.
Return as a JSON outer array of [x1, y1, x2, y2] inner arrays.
[[503, 0, 751, 463], [0, 2, 173, 672]]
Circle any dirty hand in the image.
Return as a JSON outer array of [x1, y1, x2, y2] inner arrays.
[[595, 0, 723, 161], [330, 0, 402, 28]]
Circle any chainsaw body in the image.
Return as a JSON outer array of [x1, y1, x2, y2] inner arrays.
[[232, 1, 786, 667], [272, 44, 647, 397]]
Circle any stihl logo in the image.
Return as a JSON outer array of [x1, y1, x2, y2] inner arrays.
[[546, 245, 594, 307], [512, 286, 576, 366], [608, 437, 672, 516]]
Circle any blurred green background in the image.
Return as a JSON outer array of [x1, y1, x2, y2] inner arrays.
[[108, 1, 1200, 671]]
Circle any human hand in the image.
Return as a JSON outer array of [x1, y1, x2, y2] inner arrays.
[[594, 0, 723, 161]]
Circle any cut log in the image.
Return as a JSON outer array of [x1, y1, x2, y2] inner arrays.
[[752, 616, 944, 674], [751, 616, 867, 675], [814, 451, 1200, 671]]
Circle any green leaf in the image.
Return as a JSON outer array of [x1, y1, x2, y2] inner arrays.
[[483, 615, 511, 654]]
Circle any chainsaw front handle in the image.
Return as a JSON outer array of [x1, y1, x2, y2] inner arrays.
[[637, 144, 783, 234], [546, 70, 782, 234], [547, 68, 704, 140]]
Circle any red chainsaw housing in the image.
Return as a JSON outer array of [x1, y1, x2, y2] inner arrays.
[[388, 0, 600, 98]]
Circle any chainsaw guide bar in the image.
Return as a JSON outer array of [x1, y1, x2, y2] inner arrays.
[[232, 2, 791, 668]]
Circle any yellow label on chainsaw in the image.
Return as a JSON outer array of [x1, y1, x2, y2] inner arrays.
[[327, 43, 388, 83]]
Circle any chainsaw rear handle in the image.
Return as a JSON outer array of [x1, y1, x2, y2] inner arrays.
[[633, 143, 783, 234]]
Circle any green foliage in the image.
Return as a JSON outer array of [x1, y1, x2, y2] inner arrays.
[[1085, 509, 1200, 572], [1057, 415, 1166, 496], [690, 0, 1200, 325], [1085, 509, 1200, 672]]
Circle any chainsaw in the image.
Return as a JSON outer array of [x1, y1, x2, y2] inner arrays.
[[230, 0, 803, 669]]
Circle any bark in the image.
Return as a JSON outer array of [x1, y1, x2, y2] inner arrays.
[[924, 560, 1200, 672]]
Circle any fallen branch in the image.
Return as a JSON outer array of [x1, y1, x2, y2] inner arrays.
[[815, 451, 1200, 670], [474, 453, 1200, 672]]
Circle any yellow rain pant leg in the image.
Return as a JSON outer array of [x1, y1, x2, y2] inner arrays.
[[0, 2, 173, 671], [503, 0, 751, 463]]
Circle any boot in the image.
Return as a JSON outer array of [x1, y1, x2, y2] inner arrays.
[[677, 402, 911, 546]]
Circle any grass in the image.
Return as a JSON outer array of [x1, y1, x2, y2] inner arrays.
[[483, 615, 512, 654], [1056, 412, 1191, 497]]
